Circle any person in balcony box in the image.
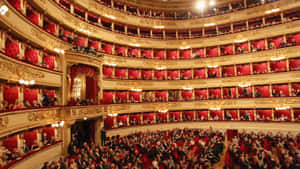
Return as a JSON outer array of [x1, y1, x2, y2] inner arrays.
[[225, 111, 232, 120], [292, 89, 300, 96], [254, 89, 262, 98], [279, 41, 286, 48], [32, 100, 41, 108], [42, 132, 50, 145], [291, 39, 297, 46], [241, 111, 250, 120], [24, 100, 32, 108], [22, 139, 30, 154], [31, 140, 39, 151]]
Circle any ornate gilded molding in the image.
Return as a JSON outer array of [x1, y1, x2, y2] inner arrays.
[[30, 0, 300, 48], [27, 110, 61, 122], [0, 53, 62, 87], [101, 46, 300, 69], [74, 0, 296, 29], [103, 71, 300, 90]]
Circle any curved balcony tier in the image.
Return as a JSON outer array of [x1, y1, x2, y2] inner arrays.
[[30, 0, 300, 48]]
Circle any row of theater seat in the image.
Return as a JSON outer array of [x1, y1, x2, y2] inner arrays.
[[102, 82, 300, 104], [7, 0, 300, 60], [104, 108, 300, 129], [2, 31, 58, 71], [103, 57, 300, 80], [94, 0, 277, 20], [0, 84, 57, 112]]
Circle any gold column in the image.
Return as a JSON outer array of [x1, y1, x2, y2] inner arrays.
[[269, 83, 273, 97], [288, 82, 292, 96], [137, 28, 140, 37], [85, 12, 88, 21], [291, 109, 294, 121], [140, 113, 143, 125], [254, 109, 257, 121], [94, 117, 103, 145], [98, 64, 103, 104], [280, 12, 284, 23], [286, 59, 290, 71], [39, 13, 43, 27], [246, 20, 249, 31], [250, 63, 253, 75], [0, 84, 3, 104], [237, 109, 240, 120], [70, 3, 74, 14], [62, 119, 75, 156], [61, 54, 67, 105], [272, 109, 274, 121]]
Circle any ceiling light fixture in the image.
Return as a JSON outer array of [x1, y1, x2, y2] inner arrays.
[[196, 1, 205, 9]]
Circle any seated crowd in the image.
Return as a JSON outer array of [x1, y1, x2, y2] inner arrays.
[[225, 131, 300, 169], [43, 128, 225, 169], [1, 130, 56, 167]]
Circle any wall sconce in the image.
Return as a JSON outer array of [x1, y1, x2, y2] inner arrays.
[[51, 121, 64, 127], [54, 48, 65, 54], [19, 79, 35, 85], [0, 5, 8, 15], [158, 110, 168, 113], [275, 106, 290, 110], [209, 108, 221, 110], [108, 113, 118, 117]]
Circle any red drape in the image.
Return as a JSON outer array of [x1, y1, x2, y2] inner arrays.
[[169, 111, 181, 120], [129, 91, 140, 102], [207, 47, 219, 57], [238, 87, 253, 98], [103, 67, 113, 78], [257, 109, 272, 120], [253, 40, 265, 50], [196, 111, 208, 120], [271, 37, 283, 48], [289, 33, 300, 45], [270, 60, 287, 72], [240, 109, 254, 120], [167, 70, 179, 80], [23, 88, 38, 104], [222, 45, 233, 55], [128, 69, 139, 80], [193, 49, 205, 58], [128, 48, 139, 57], [274, 110, 291, 120], [117, 115, 127, 124], [156, 113, 167, 121], [102, 44, 113, 54], [253, 62, 268, 74], [115, 68, 126, 79], [104, 117, 114, 129], [115, 91, 127, 101], [89, 41, 99, 51], [86, 76, 97, 100], [141, 49, 152, 59], [3, 135, 18, 151], [237, 64, 251, 76], [209, 88, 222, 99], [143, 113, 154, 122], [195, 89, 207, 100], [42, 89, 55, 98], [5, 40, 20, 58], [236, 42, 249, 52], [10, 0, 21, 10], [182, 90, 193, 99], [74, 36, 86, 47], [142, 70, 152, 80], [194, 69, 206, 79], [208, 67, 220, 77], [272, 84, 289, 96], [154, 50, 165, 59], [42, 127, 55, 139], [23, 130, 37, 147], [222, 66, 235, 77], [225, 110, 238, 120], [223, 87, 237, 99], [4, 86, 19, 104], [43, 55, 55, 69], [154, 70, 166, 80], [102, 92, 113, 104], [25, 49, 38, 64], [183, 111, 194, 120], [129, 114, 141, 122], [289, 58, 300, 71], [115, 47, 126, 56], [155, 91, 167, 100], [254, 86, 270, 97], [210, 110, 223, 120], [181, 70, 192, 79], [28, 11, 39, 25], [180, 50, 191, 59], [44, 23, 56, 34], [167, 50, 178, 60]]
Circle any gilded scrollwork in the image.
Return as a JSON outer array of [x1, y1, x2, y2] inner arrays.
[[28, 110, 60, 122], [0, 117, 9, 129]]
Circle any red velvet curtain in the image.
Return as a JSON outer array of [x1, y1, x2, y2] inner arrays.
[[209, 88, 222, 99], [102, 44, 113, 54], [210, 110, 223, 120], [142, 70, 152, 80], [236, 42, 249, 52], [272, 84, 289, 96], [128, 48, 139, 57], [253, 62, 268, 74], [155, 91, 167, 100], [115, 68, 126, 79], [42, 89, 55, 98], [103, 67, 113, 78], [143, 113, 154, 122], [23, 88, 38, 104], [223, 87, 237, 99], [129, 91, 140, 102], [274, 110, 291, 120], [195, 89, 207, 100], [10, 0, 22, 10], [240, 110, 254, 120], [222, 66, 235, 77], [43, 56, 55, 69], [289, 33, 300, 45], [86, 76, 97, 101], [115, 47, 126, 56], [23, 130, 37, 147], [74, 36, 86, 47], [154, 50, 165, 59], [270, 60, 287, 72], [289, 58, 300, 71], [271, 37, 283, 48], [180, 50, 191, 59], [89, 41, 99, 51], [237, 64, 251, 76], [181, 70, 192, 79], [167, 70, 179, 80], [193, 49, 205, 58], [154, 70, 166, 80], [25, 49, 38, 64], [115, 91, 127, 101], [194, 69, 206, 79], [104, 117, 114, 129], [222, 45, 233, 55], [5, 40, 20, 58], [225, 110, 238, 120], [156, 113, 167, 121], [128, 69, 139, 80], [129, 114, 141, 122], [42, 127, 55, 139], [3, 135, 18, 151], [117, 115, 127, 124], [208, 67, 220, 77], [257, 109, 272, 120], [4, 86, 19, 105], [196, 111, 208, 120], [293, 109, 300, 120], [253, 40, 265, 50], [44, 23, 56, 34], [238, 87, 253, 98], [254, 86, 270, 97], [182, 90, 193, 99], [207, 48, 219, 57], [28, 10, 39, 25], [167, 50, 178, 60], [169, 111, 181, 120], [141, 49, 152, 59], [102, 92, 113, 104]]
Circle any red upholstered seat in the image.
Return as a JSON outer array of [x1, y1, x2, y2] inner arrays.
[[23, 130, 37, 148], [274, 109, 291, 120], [225, 110, 238, 120], [237, 64, 251, 76], [115, 91, 127, 103], [181, 70, 192, 79], [208, 67, 220, 78], [10, 0, 22, 10], [272, 84, 289, 97], [155, 91, 167, 101], [42, 89, 55, 98]]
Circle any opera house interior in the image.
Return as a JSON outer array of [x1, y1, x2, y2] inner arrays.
[[0, 0, 299, 168]]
